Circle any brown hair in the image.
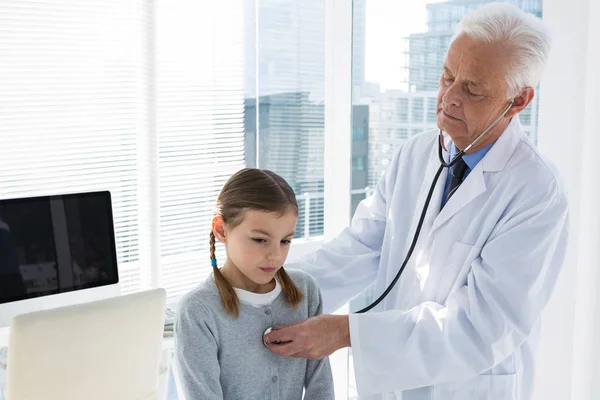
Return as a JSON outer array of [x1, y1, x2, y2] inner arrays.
[[210, 168, 304, 317]]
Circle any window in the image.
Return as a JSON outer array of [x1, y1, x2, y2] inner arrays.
[[0, 0, 151, 295], [157, 0, 246, 301], [0, 0, 326, 305], [520, 105, 533, 126], [247, 0, 326, 241], [412, 97, 424, 123], [353, 126, 367, 141], [426, 51, 436, 66], [352, 156, 366, 171], [427, 98, 437, 123], [397, 128, 409, 139], [396, 98, 409, 122], [1, 0, 331, 395]]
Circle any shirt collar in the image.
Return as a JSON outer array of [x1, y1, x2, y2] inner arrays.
[[449, 140, 495, 171]]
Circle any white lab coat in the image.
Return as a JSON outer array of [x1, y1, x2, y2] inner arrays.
[[290, 117, 569, 399]]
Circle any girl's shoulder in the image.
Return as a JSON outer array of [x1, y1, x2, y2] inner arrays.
[[284, 268, 317, 286], [176, 275, 221, 320], [283, 268, 320, 298]]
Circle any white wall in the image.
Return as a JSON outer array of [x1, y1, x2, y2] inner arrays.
[[323, 1, 353, 398], [535, 0, 600, 399], [589, 2, 600, 387]]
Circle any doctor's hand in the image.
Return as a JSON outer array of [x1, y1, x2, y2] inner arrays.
[[264, 314, 350, 360]]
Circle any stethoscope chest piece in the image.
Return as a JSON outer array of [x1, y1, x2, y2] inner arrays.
[[263, 327, 283, 347], [263, 327, 272, 347]]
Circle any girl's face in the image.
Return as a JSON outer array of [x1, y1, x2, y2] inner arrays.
[[213, 209, 297, 293]]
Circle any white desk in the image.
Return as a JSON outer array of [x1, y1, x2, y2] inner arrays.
[[0, 327, 176, 400]]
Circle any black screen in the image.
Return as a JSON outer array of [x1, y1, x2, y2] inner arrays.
[[0, 191, 119, 304]]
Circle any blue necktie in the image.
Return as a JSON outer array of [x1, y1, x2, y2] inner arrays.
[[446, 158, 469, 202]]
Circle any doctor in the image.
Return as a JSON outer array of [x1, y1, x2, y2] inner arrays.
[[265, 3, 568, 399]]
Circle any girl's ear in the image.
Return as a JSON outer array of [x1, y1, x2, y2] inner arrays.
[[212, 216, 227, 243]]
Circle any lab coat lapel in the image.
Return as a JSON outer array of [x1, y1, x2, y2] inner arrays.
[[431, 166, 486, 232], [430, 117, 525, 233], [412, 133, 448, 235]]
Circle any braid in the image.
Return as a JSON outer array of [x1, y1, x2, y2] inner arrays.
[[209, 229, 240, 316], [209, 231, 217, 262], [277, 268, 304, 308]]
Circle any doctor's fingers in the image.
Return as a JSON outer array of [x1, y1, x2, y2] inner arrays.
[[266, 324, 309, 344], [266, 339, 309, 358], [272, 318, 307, 331]]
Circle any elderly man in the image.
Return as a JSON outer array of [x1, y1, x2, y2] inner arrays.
[[265, 2, 568, 399]]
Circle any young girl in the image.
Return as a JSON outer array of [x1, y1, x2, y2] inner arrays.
[[174, 168, 334, 400]]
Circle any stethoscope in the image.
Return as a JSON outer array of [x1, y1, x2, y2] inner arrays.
[[353, 101, 514, 313], [263, 101, 514, 344]]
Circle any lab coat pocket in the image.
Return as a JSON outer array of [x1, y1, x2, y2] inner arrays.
[[436, 241, 481, 303], [432, 374, 516, 400]]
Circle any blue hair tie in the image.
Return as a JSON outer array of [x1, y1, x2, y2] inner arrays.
[[211, 258, 217, 267]]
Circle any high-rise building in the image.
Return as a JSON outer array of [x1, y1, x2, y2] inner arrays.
[[352, 104, 369, 215], [367, 91, 438, 187]]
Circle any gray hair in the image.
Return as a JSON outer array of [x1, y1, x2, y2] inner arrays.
[[453, 2, 552, 98]]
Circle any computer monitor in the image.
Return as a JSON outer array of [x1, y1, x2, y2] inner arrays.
[[0, 191, 121, 328]]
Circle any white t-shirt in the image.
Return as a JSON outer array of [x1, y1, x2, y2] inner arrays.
[[233, 279, 282, 307]]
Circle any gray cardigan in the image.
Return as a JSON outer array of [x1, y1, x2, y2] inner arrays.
[[174, 269, 334, 400]]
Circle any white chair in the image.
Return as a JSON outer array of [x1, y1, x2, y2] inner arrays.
[[6, 289, 166, 400]]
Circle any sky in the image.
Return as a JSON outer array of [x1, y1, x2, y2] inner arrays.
[[364, 0, 445, 91]]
